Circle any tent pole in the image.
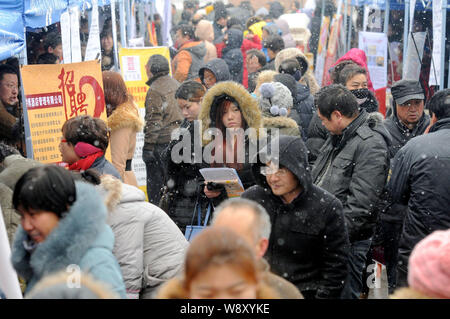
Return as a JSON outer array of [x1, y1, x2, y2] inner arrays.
[[403, 0, 410, 65], [441, 0, 448, 88], [384, 0, 390, 34]]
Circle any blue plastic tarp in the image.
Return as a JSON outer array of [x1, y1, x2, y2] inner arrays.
[[0, 0, 25, 61], [0, 0, 112, 60]]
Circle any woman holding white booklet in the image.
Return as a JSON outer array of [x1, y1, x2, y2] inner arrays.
[[199, 81, 263, 207]]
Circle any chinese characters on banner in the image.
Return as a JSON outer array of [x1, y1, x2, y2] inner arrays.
[[118, 47, 171, 193], [20, 60, 109, 164]]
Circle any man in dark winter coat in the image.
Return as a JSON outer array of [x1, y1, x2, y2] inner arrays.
[[198, 58, 230, 89], [373, 80, 430, 293], [311, 85, 391, 299], [222, 29, 244, 84], [213, 5, 228, 43], [388, 89, 450, 288], [242, 135, 350, 299], [143, 54, 183, 205]]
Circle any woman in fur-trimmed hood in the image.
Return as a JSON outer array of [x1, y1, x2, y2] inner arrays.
[[103, 71, 144, 186], [198, 81, 263, 206], [274, 47, 320, 95], [10, 165, 126, 298]]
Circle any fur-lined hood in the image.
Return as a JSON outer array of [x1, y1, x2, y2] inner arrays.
[[274, 48, 320, 95], [107, 101, 144, 133], [199, 81, 263, 145], [11, 182, 111, 291], [26, 270, 120, 299], [156, 277, 281, 299], [390, 287, 434, 299], [263, 116, 299, 130], [97, 174, 123, 212]]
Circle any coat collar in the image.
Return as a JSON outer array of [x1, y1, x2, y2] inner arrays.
[[428, 117, 450, 133], [107, 100, 143, 132], [11, 181, 108, 282]]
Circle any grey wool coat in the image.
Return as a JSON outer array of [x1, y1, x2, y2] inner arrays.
[[99, 175, 189, 299]]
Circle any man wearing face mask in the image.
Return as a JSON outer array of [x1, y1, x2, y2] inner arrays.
[[0, 65, 23, 151]]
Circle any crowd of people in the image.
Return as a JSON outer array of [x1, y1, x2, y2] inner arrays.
[[1, 0, 450, 300]]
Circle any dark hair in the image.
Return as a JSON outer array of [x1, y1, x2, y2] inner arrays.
[[427, 89, 450, 120], [227, 17, 242, 30], [181, 10, 193, 22], [212, 96, 248, 135], [61, 115, 109, 152], [178, 24, 196, 40], [278, 58, 302, 80], [0, 142, 19, 163], [175, 80, 206, 102], [264, 35, 285, 53], [240, 1, 254, 14], [246, 16, 262, 30], [338, 64, 367, 87], [183, 0, 195, 9], [36, 53, 58, 64], [0, 64, 18, 82], [13, 165, 76, 218], [315, 84, 359, 120], [329, 60, 357, 84], [246, 49, 267, 67], [293, 1, 301, 10], [102, 71, 130, 113], [43, 32, 62, 51]]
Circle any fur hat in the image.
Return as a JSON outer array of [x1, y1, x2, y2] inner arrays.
[[258, 82, 293, 117], [408, 229, 450, 299]]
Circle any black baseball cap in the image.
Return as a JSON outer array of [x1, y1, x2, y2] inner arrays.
[[391, 80, 425, 105]]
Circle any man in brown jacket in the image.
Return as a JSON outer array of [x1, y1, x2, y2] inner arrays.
[[212, 198, 304, 299], [143, 54, 183, 205]]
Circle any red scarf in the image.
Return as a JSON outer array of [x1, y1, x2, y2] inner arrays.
[[68, 151, 104, 171]]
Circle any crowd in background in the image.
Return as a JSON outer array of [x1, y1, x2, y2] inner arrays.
[[1, 0, 450, 300]]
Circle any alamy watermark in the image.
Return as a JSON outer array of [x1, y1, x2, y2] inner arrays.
[[170, 120, 280, 166], [66, 264, 81, 288]]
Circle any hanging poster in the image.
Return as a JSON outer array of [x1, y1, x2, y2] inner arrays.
[[359, 31, 388, 115], [20, 60, 109, 164], [315, 16, 330, 87]]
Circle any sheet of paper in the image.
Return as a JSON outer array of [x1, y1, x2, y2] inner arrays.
[[200, 168, 245, 197]]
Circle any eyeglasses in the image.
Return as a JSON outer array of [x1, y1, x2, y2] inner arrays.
[[260, 166, 289, 177]]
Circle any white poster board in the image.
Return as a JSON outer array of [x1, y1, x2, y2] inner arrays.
[[0, 207, 23, 299], [359, 32, 388, 90]]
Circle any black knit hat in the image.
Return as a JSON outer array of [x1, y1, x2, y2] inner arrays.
[[147, 54, 170, 75]]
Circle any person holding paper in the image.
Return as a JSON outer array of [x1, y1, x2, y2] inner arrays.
[[198, 81, 263, 206]]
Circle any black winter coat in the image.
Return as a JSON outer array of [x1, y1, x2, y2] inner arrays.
[[388, 118, 450, 268], [377, 111, 430, 224], [242, 136, 349, 299], [306, 111, 329, 165], [222, 29, 244, 84], [164, 119, 207, 233], [292, 82, 314, 141], [311, 111, 391, 243]]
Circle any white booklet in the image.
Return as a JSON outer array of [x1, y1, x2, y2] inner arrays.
[[199, 168, 245, 198]]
